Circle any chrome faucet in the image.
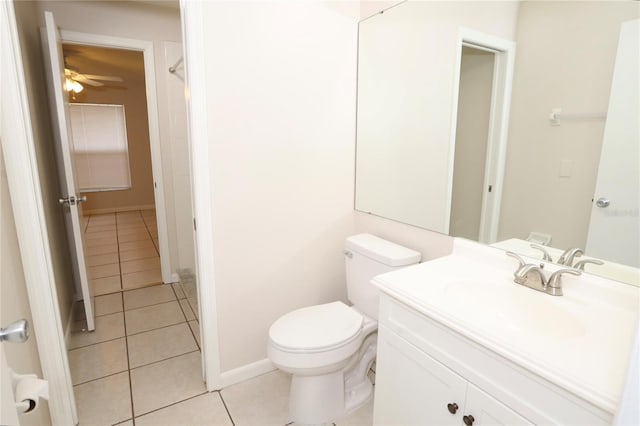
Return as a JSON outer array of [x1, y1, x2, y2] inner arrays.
[[506, 252, 581, 296], [557, 247, 584, 267], [573, 258, 605, 271], [529, 244, 553, 262]]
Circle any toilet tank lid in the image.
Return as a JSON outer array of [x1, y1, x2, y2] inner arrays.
[[346, 234, 421, 267]]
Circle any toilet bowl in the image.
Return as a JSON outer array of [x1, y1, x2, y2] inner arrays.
[[267, 234, 420, 425]]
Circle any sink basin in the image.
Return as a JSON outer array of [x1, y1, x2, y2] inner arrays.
[[373, 238, 640, 414], [441, 279, 586, 338]]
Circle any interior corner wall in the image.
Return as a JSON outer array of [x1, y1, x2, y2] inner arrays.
[[12, 0, 76, 333], [199, 1, 358, 372], [35, 0, 185, 275], [499, 1, 640, 249]]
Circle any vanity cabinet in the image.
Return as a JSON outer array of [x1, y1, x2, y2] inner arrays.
[[374, 324, 532, 425], [373, 294, 613, 425]]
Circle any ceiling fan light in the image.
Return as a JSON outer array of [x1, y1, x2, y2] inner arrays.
[[72, 81, 84, 93], [64, 78, 74, 92]]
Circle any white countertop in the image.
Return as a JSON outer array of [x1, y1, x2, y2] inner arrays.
[[373, 238, 640, 414]]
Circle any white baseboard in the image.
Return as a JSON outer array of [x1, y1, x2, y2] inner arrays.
[[82, 204, 156, 215], [170, 272, 180, 284], [219, 358, 276, 389]]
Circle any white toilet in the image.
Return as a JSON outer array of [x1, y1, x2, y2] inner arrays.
[[267, 233, 420, 425]]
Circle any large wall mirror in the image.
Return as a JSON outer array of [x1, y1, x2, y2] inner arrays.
[[355, 1, 639, 284]]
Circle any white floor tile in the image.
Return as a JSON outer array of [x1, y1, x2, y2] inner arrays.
[[179, 299, 196, 321], [87, 252, 119, 267], [221, 370, 291, 425], [119, 247, 158, 262], [90, 263, 120, 279], [125, 301, 185, 335], [68, 338, 128, 385], [92, 275, 122, 296], [122, 268, 162, 290], [119, 240, 156, 252], [95, 293, 123, 316], [68, 312, 125, 349], [130, 351, 205, 416], [120, 257, 160, 275], [127, 323, 197, 368], [188, 320, 201, 347], [135, 392, 232, 426], [123, 285, 176, 311], [74, 371, 132, 426], [336, 396, 374, 426], [172, 283, 186, 299]]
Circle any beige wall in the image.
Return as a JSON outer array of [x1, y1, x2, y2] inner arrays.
[[199, 1, 358, 372], [13, 0, 76, 331], [36, 0, 186, 275], [450, 47, 495, 240], [1, 149, 51, 426], [69, 48, 156, 213], [499, 1, 640, 248]]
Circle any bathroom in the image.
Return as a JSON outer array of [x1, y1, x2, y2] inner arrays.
[[1, 0, 638, 425]]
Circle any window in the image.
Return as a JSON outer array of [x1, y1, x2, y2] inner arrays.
[[69, 103, 131, 192]]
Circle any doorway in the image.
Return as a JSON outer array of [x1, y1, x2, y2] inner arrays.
[[450, 46, 496, 241], [446, 29, 516, 243]]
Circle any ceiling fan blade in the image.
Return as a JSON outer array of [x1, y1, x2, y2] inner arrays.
[[73, 75, 104, 87], [81, 74, 124, 82]]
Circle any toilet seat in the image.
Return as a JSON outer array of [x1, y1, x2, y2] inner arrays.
[[269, 301, 363, 353]]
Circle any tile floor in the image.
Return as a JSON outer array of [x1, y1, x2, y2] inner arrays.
[[70, 211, 373, 425]]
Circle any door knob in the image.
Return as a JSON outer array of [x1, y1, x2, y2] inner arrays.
[[463, 414, 475, 426], [447, 402, 458, 414], [0, 319, 29, 343], [595, 197, 610, 208], [58, 195, 87, 206]]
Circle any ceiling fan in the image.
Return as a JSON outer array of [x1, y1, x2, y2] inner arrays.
[[64, 67, 124, 93]]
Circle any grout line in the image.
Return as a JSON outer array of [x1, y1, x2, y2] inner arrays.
[[128, 349, 201, 372], [72, 368, 129, 388], [115, 213, 137, 425], [175, 289, 201, 350], [124, 298, 179, 314], [132, 390, 209, 421], [125, 320, 188, 338], [218, 391, 236, 426]]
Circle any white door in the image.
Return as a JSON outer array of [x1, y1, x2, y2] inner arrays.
[[586, 20, 640, 267], [1, 346, 20, 426], [41, 11, 95, 330], [464, 384, 533, 425]]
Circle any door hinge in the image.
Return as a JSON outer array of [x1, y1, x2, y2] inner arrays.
[[193, 218, 197, 231], [488, 185, 493, 193]]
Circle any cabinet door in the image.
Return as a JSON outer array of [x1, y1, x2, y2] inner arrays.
[[463, 383, 533, 426], [374, 326, 468, 425]]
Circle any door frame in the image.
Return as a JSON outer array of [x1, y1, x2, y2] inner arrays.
[[0, 1, 77, 424], [180, 0, 222, 391], [446, 28, 516, 243], [58, 29, 174, 284]]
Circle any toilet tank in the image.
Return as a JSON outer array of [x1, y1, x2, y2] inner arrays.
[[345, 234, 420, 319]]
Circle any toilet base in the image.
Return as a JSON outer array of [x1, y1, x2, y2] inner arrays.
[[288, 333, 378, 425], [290, 371, 345, 425]]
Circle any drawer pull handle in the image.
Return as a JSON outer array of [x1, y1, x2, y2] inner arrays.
[[463, 414, 475, 426], [447, 403, 458, 414]]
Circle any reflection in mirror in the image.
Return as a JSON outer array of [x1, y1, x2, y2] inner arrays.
[[355, 1, 640, 284]]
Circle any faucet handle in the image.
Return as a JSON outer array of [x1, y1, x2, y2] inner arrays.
[[506, 251, 526, 267], [547, 269, 581, 295], [529, 244, 553, 262], [572, 259, 604, 271], [557, 247, 584, 266]]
